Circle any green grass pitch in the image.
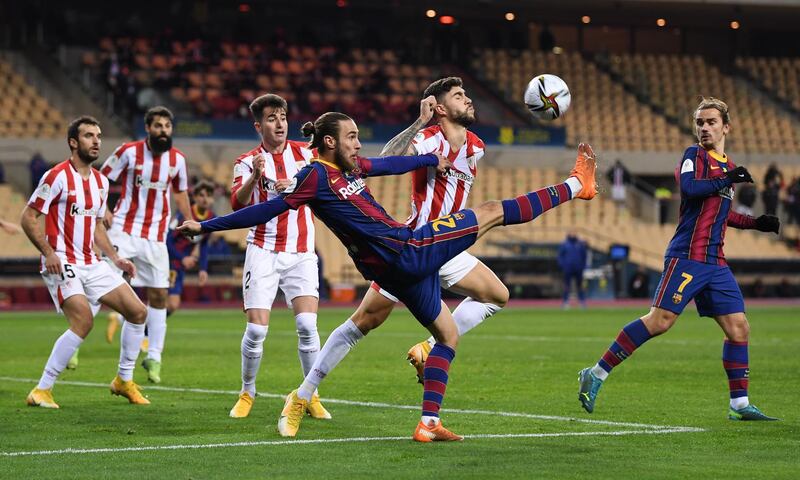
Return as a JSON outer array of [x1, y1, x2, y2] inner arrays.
[[1, 306, 798, 479]]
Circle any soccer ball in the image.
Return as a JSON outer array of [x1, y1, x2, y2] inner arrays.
[[524, 74, 571, 120]]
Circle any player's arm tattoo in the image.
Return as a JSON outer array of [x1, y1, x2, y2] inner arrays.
[[380, 118, 425, 156]]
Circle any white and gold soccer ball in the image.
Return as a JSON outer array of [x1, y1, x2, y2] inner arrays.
[[523, 74, 571, 120]]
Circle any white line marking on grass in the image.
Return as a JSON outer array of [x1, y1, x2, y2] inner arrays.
[[0, 429, 703, 457], [0, 377, 702, 432]]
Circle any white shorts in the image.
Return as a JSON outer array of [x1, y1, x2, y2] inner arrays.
[[42, 261, 125, 314], [106, 227, 170, 288], [374, 251, 480, 302], [242, 244, 319, 310]]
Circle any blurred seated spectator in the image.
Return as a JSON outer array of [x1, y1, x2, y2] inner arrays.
[[762, 163, 783, 216], [29, 152, 48, 194], [734, 183, 757, 217], [628, 268, 650, 298]]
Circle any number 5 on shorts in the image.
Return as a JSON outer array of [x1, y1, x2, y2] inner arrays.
[[678, 272, 693, 293]]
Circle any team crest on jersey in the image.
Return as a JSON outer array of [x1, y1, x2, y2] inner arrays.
[[36, 183, 51, 199], [672, 292, 683, 304]]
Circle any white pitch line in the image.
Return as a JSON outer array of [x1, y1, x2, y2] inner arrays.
[[0, 376, 702, 432], [0, 429, 703, 458]]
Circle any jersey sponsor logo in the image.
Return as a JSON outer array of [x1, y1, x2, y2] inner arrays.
[[168, 166, 179, 178], [70, 204, 100, 217], [440, 168, 474, 183], [413, 132, 425, 144], [135, 175, 169, 190], [260, 176, 277, 192], [338, 177, 366, 198]]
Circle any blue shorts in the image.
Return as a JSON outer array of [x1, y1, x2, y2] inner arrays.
[[379, 210, 479, 326], [652, 257, 744, 317], [168, 268, 185, 296]]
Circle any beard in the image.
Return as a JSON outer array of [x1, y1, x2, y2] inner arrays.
[[76, 146, 99, 165], [334, 145, 353, 170], [452, 110, 476, 127], [148, 133, 173, 153]]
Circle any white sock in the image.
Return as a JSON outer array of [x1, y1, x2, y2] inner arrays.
[[426, 298, 502, 345], [566, 176, 582, 196], [145, 306, 167, 362], [730, 396, 749, 410], [295, 312, 320, 378], [37, 329, 84, 390], [118, 321, 145, 381], [591, 364, 609, 381], [241, 323, 268, 397], [297, 318, 363, 401], [421, 415, 440, 426]]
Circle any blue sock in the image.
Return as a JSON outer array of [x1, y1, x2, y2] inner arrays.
[[502, 183, 572, 225]]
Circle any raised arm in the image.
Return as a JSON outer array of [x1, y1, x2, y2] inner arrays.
[[379, 96, 436, 156], [358, 152, 450, 177], [728, 210, 780, 234], [197, 197, 292, 234], [678, 157, 752, 199]]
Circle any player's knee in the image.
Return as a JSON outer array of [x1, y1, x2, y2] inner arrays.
[[128, 302, 148, 324], [72, 317, 94, 338], [350, 309, 385, 334], [475, 200, 504, 224], [295, 314, 319, 340], [488, 283, 509, 308], [649, 309, 677, 334]]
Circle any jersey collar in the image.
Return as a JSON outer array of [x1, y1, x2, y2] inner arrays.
[[312, 158, 340, 171], [701, 145, 728, 163], [192, 205, 211, 221]]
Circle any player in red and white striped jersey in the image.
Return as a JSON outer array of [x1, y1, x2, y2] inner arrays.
[[345, 77, 509, 382], [227, 94, 328, 420], [99, 106, 193, 384], [21, 116, 150, 408]]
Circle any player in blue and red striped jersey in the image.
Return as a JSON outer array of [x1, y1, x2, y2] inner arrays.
[[578, 97, 780, 421], [165, 180, 215, 317], [179, 111, 599, 441]]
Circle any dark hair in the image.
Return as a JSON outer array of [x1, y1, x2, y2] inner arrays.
[[144, 106, 174, 126], [67, 115, 100, 144], [192, 180, 215, 196], [301, 112, 353, 152], [249, 94, 288, 122], [695, 96, 731, 125], [422, 77, 463, 101]]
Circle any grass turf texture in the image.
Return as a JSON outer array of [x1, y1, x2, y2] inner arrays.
[[1, 306, 797, 479]]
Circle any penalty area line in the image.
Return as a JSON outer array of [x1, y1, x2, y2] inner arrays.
[[1, 428, 703, 457]]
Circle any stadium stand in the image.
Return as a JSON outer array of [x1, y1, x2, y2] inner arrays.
[[475, 50, 694, 151], [81, 38, 435, 123], [602, 53, 800, 154], [0, 60, 68, 139], [736, 56, 800, 112]]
